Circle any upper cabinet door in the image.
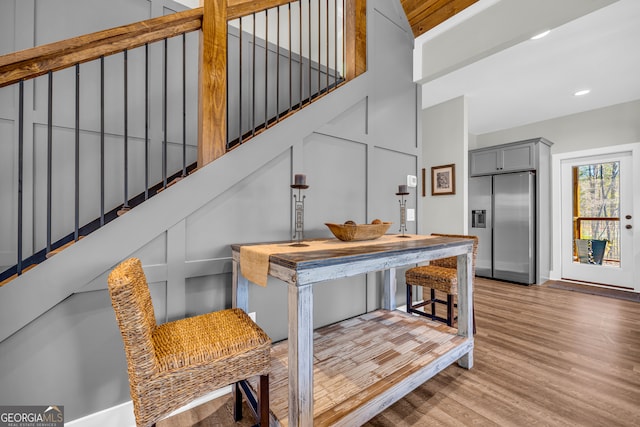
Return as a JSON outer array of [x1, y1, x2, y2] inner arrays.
[[470, 149, 500, 176], [500, 142, 536, 173], [470, 141, 536, 176]]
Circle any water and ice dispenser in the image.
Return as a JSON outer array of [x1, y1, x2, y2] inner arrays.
[[472, 210, 486, 228]]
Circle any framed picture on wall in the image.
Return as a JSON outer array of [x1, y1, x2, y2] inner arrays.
[[431, 164, 456, 196]]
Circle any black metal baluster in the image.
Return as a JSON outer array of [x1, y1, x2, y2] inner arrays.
[[46, 71, 53, 255], [342, 0, 347, 77], [252, 13, 256, 137], [308, 0, 312, 103], [226, 29, 230, 148], [276, 6, 280, 123], [74, 64, 80, 241], [299, 1, 303, 109], [265, 10, 269, 129], [335, 0, 338, 87], [163, 38, 168, 188], [100, 57, 105, 226], [318, 0, 321, 96], [17, 80, 24, 275], [123, 50, 130, 211], [288, 4, 292, 113], [239, 17, 243, 145], [145, 44, 149, 200], [182, 33, 187, 177], [326, 0, 330, 91]]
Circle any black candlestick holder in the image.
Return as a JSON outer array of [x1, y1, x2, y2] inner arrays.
[[396, 188, 410, 238], [291, 183, 309, 247]]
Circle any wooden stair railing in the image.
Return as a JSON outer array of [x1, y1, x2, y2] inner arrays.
[[0, 0, 366, 285], [1, 0, 366, 166], [0, 9, 204, 87]]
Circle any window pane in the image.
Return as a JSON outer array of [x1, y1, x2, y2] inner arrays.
[[573, 161, 621, 266], [575, 162, 619, 218], [578, 219, 620, 263]]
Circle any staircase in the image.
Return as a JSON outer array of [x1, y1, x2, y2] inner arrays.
[[0, 0, 366, 342], [0, 0, 365, 289]]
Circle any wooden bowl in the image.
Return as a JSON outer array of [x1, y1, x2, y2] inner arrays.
[[325, 222, 392, 241]]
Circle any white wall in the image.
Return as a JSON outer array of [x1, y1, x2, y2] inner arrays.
[[474, 99, 640, 154], [174, 0, 198, 8], [227, 1, 345, 76], [420, 96, 468, 234]]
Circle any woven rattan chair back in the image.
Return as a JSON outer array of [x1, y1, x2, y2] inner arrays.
[[108, 258, 271, 427], [405, 234, 478, 330], [430, 233, 478, 278], [108, 258, 159, 382]]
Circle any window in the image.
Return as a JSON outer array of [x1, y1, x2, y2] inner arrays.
[[572, 161, 620, 265]]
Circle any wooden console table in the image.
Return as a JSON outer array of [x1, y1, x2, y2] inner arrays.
[[231, 235, 474, 426]]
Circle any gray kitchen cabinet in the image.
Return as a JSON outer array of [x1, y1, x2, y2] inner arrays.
[[470, 139, 536, 176]]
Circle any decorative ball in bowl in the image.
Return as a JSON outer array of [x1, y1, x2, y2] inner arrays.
[[325, 220, 392, 241]]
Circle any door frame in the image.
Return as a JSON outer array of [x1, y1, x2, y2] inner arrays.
[[550, 142, 640, 292]]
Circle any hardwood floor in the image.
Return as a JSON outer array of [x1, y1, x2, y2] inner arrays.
[[159, 277, 640, 426]]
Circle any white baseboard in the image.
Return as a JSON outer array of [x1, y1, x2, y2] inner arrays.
[[66, 386, 232, 427], [548, 269, 561, 281], [65, 401, 135, 427]]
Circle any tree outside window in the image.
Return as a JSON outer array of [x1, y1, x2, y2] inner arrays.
[[573, 161, 620, 264]]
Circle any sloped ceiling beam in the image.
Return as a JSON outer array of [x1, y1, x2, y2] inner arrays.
[[400, 0, 479, 38]]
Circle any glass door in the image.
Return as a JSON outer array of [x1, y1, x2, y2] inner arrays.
[[561, 152, 635, 288]]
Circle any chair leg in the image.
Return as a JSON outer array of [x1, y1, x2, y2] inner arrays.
[[406, 283, 413, 312], [233, 381, 243, 422], [430, 289, 436, 318], [473, 305, 477, 335], [258, 374, 269, 427], [446, 294, 454, 326]]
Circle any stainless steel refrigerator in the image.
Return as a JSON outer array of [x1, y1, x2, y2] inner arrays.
[[469, 171, 536, 284]]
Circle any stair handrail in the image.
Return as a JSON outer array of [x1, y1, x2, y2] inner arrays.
[[0, 8, 204, 88]]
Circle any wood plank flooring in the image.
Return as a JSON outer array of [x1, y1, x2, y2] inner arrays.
[[159, 278, 640, 426]]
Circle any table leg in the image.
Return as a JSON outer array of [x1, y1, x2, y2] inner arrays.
[[232, 258, 249, 312], [382, 267, 397, 310], [288, 283, 313, 427], [456, 251, 474, 369]]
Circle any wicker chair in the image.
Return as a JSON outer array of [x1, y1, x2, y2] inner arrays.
[[405, 234, 478, 331], [108, 258, 271, 427]]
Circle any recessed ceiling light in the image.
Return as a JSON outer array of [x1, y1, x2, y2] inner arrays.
[[530, 30, 551, 40], [574, 89, 591, 96]]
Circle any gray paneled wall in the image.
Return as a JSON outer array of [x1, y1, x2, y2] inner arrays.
[[0, 0, 340, 268], [227, 11, 341, 142], [0, 0, 198, 265], [0, 0, 420, 422], [0, 0, 17, 268]]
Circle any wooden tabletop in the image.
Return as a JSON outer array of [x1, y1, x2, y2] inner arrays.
[[232, 235, 472, 270]]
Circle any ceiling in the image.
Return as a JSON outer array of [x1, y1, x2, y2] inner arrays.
[[400, 0, 479, 38], [418, 0, 640, 135]]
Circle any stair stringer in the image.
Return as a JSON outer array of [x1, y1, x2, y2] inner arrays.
[[0, 73, 369, 342]]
